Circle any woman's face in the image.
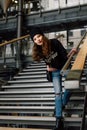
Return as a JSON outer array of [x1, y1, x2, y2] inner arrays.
[[33, 34, 44, 46]]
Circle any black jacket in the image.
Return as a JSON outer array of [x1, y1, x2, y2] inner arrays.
[[44, 39, 68, 70]]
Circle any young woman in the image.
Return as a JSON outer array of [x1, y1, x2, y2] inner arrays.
[[29, 27, 76, 130]]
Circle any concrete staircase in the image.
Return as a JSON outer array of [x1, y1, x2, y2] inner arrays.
[[0, 61, 86, 130]]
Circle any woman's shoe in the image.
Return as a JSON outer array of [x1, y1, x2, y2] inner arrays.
[[53, 117, 64, 130], [62, 105, 65, 110]]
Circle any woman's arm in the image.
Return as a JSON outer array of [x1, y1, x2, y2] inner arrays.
[[67, 48, 77, 58]]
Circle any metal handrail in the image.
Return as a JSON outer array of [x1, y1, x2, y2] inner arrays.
[[0, 34, 29, 47], [0, 34, 30, 70], [61, 32, 87, 75]]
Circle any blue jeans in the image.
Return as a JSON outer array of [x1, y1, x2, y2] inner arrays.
[[52, 70, 71, 118]]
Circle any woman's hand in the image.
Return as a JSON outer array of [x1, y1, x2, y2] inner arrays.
[[67, 48, 77, 57], [47, 65, 57, 72]]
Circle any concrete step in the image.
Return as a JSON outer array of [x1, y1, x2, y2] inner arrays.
[[0, 127, 51, 130], [18, 71, 46, 75], [3, 88, 54, 92], [0, 105, 84, 116], [0, 115, 82, 128], [7, 79, 48, 84], [26, 65, 46, 69], [2, 82, 53, 87], [29, 62, 46, 66], [0, 96, 84, 105], [0, 106, 54, 114], [0, 115, 56, 127], [64, 106, 84, 115], [0, 97, 55, 105], [13, 75, 47, 79], [0, 90, 55, 98], [0, 96, 84, 102], [2, 82, 53, 89], [22, 68, 46, 72], [64, 117, 82, 127]]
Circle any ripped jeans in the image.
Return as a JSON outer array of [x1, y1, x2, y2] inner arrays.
[[52, 70, 71, 118]]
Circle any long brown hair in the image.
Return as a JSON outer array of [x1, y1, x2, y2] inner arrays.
[[32, 35, 51, 62]]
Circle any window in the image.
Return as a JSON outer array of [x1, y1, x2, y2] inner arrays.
[[68, 41, 73, 47], [81, 29, 86, 36], [69, 31, 73, 37]]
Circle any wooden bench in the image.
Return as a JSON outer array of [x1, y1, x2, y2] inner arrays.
[[65, 37, 87, 89]]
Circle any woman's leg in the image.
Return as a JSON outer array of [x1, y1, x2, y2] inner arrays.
[[62, 90, 71, 107], [52, 70, 62, 118], [52, 70, 64, 130], [55, 94, 62, 117], [62, 70, 72, 107]]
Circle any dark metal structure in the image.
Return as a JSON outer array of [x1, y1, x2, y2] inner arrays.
[[0, 4, 87, 40], [25, 4, 87, 32]]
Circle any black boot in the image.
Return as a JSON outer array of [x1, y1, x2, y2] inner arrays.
[[53, 117, 64, 130]]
